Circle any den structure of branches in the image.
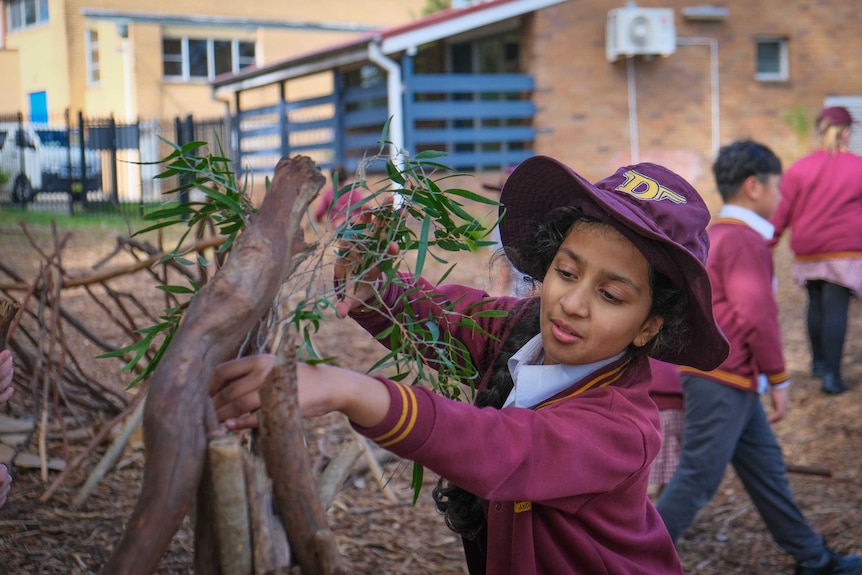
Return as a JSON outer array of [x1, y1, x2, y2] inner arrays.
[[1, 134, 502, 574]]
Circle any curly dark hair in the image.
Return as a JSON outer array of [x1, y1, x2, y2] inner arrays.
[[433, 206, 689, 539]]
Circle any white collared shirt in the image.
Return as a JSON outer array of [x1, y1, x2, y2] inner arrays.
[[502, 334, 624, 409], [718, 204, 774, 241]]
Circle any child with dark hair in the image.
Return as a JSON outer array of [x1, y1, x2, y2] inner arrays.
[[210, 156, 730, 574], [656, 140, 861, 575]]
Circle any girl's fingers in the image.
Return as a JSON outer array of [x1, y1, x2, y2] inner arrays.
[[209, 355, 273, 397], [214, 390, 262, 424], [225, 412, 260, 431], [0, 386, 13, 403]]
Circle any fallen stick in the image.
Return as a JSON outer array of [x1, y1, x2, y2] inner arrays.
[[40, 393, 145, 502], [786, 463, 832, 477], [0, 236, 227, 292], [71, 396, 147, 508], [318, 435, 364, 511]]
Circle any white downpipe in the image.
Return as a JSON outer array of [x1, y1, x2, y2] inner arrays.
[[121, 31, 140, 202], [367, 38, 405, 178], [625, 38, 720, 163], [626, 56, 640, 164], [675, 37, 720, 158]]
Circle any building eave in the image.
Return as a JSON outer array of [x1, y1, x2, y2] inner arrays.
[[211, 0, 569, 97], [79, 8, 382, 33]]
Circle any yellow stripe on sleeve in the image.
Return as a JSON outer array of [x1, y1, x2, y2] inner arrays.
[[371, 382, 410, 444], [378, 384, 419, 448]]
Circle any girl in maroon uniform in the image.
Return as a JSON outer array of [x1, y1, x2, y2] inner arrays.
[[210, 156, 728, 574], [771, 106, 862, 394]]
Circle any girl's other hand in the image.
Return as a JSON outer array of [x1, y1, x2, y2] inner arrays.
[[333, 197, 402, 318], [210, 354, 275, 430]]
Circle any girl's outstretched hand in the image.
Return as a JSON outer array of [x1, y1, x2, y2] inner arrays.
[[210, 355, 391, 431], [210, 354, 275, 430]]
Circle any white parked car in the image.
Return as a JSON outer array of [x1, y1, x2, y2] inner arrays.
[[0, 123, 103, 203]]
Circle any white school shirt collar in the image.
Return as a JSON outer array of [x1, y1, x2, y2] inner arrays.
[[503, 334, 624, 409], [718, 204, 774, 240]]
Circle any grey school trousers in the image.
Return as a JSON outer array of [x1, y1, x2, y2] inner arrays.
[[655, 374, 824, 563]]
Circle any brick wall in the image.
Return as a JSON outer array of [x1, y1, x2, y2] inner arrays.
[[529, 0, 862, 211]]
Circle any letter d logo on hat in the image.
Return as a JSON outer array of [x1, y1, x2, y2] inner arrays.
[[615, 170, 687, 204]]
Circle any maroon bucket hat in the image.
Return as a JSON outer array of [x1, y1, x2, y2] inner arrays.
[[499, 155, 729, 371], [817, 106, 854, 128]]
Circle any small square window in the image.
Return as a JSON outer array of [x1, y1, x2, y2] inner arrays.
[[86, 29, 100, 85], [188, 39, 208, 78], [162, 39, 183, 77], [755, 38, 788, 81], [214, 40, 232, 76]]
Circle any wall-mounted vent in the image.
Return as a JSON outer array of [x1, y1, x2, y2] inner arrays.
[[606, 7, 676, 62]]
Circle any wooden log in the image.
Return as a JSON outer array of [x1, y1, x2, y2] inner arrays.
[[259, 333, 345, 575], [102, 156, 324, 575], [194, 448, 223, 575], [242, 450, 292, 575], [208, 436, 253, 575]]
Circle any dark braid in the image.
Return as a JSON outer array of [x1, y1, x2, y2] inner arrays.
[[432, 300, 541, 539]]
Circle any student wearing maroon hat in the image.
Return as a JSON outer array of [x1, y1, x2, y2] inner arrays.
[[657, 140, 861, 575], [209, 156, 730, 574], [771, 106, 862, 395]]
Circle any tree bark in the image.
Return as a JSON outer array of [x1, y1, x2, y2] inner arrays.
[[102, 156, 324, 575], [260, 334, 345, 575]]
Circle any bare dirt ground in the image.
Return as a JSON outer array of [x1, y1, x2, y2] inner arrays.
[[0, 216, 860, 575]]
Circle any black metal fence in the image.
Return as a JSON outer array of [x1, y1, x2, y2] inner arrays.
[[0, 112, 231, 216]]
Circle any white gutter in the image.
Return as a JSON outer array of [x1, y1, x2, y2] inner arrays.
[[367, 38, 405, 171], [626, 57, 640, 164]]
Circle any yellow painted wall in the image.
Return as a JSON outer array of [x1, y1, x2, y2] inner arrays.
[[4, 0, 72, 121], [2, 0, 428, 121], [0, 50, 21, 113]]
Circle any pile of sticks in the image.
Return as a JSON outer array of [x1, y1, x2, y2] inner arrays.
[[0, 222, 225, 493]]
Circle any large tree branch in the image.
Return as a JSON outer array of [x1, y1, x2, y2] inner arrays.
[[102, 156, 324, 575]]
